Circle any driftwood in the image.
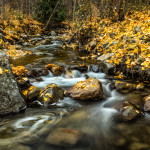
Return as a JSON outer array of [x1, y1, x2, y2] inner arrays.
[[0, 51, 25, 116]]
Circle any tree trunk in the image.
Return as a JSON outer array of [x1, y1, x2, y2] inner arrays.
[[1, 0, 4, 20], [44, 0, 61, 31]]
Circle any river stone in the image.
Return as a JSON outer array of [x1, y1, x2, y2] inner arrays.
[[0, 51, 25, 116], [98, 61, 115, 75], [46, 128, 82, 147], [97, 53, 114, 61], [67, 78, 103, 100], [64, 70, 74, 78], [22, 86, 41, 102], [26, 69, 39, 78], [115, 81, 136, 91], [143, 95, 150, 111], [45, 64, 64, 76], [17, 77, 31, 90], [69, 64, 88, 73], [40, 39, 52, 45], [36, 68, 49, 76], [116, 101, 140, 121], [129, 142, 150, 150], [38, 83, 64, 106]]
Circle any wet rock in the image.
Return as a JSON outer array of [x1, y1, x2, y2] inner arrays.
[[69, 64, 88, 73], [28, 100, 43, 107], [143, 95, 150, 111], [38, 83, 64, 106], [15, 45, 23, 50], [17, 77, 31, 90], [45, 64, 64, 76], [97, 53, 114, 61], [40, 39, 52, 45], [129, 142, 149, 150], [64, 70, 74, 78], [26, 69, 39, 78], [46, 128, 82, 147], [36, 77, 43, 81], [0, 51, 25, 116], [115, 81, 136, 91], [36, 68, 49, 76], [23, 42, 31, 47], [136, 83, 144, 90], [22, 86, 41, 102], [98, 61, 115, 75], [90, 64, 100, 73], [51, 31, 56, 36], [116, 101, 140, 121], [67, 78, 103, 100]]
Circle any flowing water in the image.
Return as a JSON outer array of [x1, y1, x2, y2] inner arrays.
[[0, 36, 150, 150]]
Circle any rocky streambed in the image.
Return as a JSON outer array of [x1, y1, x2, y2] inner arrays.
[[0, 33, 150, 150]]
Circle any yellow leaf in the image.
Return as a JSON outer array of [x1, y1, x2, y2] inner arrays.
[[0, 67, 3, 74]]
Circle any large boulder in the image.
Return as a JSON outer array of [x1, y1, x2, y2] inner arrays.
[[38, 83, 64, 106], [67, 78, 103, 100], [143, 95, 150, 112], [0, 51, 25, 116]]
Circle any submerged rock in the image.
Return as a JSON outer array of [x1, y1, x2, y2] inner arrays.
[[67, 78, 103, 100], [38, 83, 64, 106], [0, 51, 25, 116], [129, 142, 149, 150], [45, 64, 64, 76], [116, 101, 140, 121], [143, 95, 150, 111], [46, 128, 82, 147]]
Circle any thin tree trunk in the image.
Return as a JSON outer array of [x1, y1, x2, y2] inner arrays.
[[1, 0, 4, 20], [44, 0, 61, 31]]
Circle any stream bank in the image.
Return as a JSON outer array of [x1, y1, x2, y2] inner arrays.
[[0, 31, 150, 150]]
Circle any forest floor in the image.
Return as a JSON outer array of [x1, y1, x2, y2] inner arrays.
[[61, 11, 150, 82]]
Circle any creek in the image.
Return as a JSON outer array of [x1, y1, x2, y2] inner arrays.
[[0, 35, 150, 150]]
